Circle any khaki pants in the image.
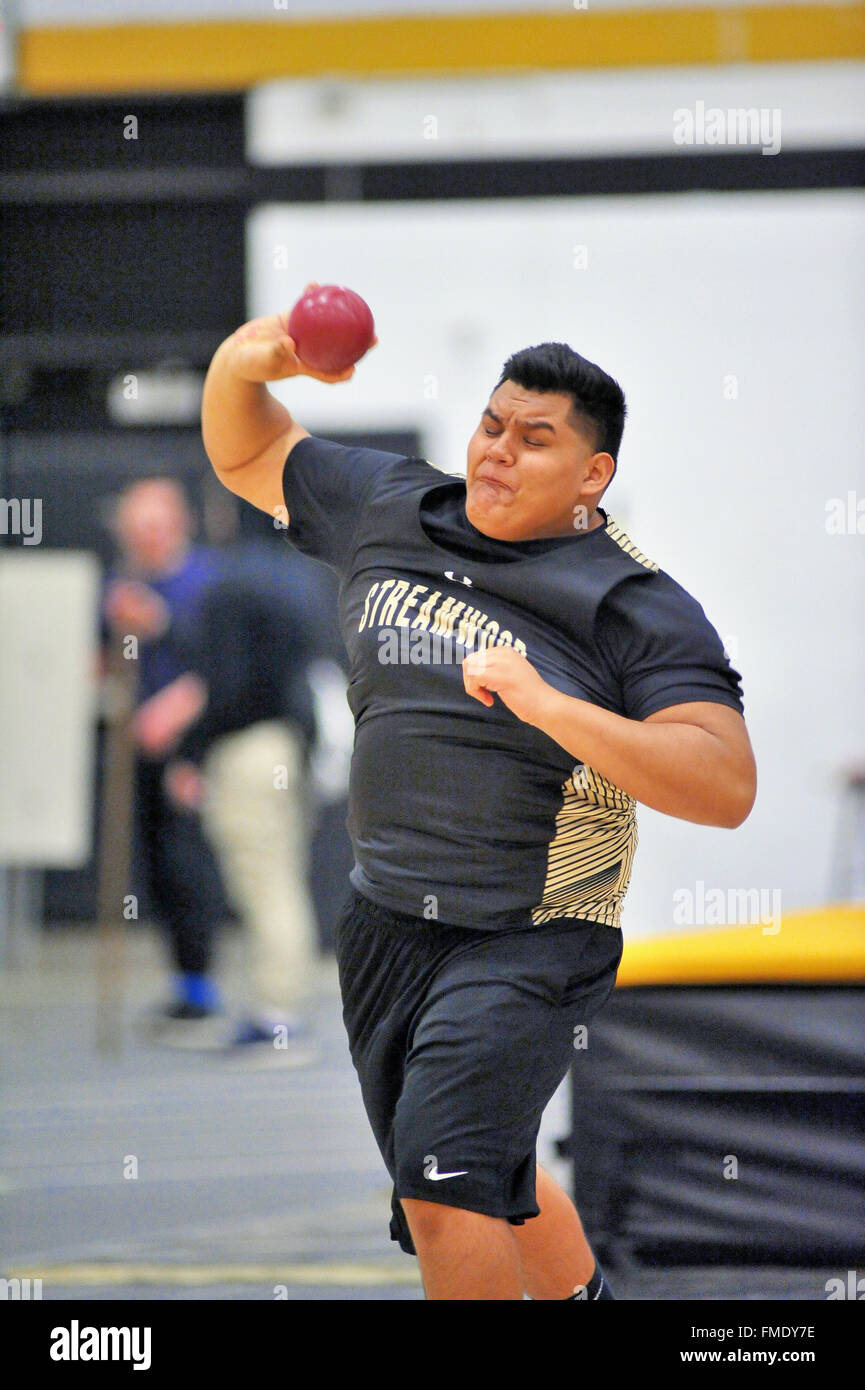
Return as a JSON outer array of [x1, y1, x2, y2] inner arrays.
[[203, 720, 318, 1018]]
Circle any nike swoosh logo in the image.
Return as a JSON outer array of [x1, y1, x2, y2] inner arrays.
[[425, 1167, 468, 1181]]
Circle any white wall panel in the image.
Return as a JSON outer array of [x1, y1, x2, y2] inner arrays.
[[0, 551, 100, 866], [22, 1, 846, 24], [248, 64, 865, 164]]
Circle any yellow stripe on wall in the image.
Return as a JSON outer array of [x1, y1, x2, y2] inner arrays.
[[19, 6, 865, 97]]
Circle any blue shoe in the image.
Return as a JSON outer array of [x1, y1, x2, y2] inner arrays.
[[224, 1016, 319, 1068], [230, 1019, 279, 1045]]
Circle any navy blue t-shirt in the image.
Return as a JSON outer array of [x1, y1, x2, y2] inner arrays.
[[103, 547, 219, 703], [283, 436, 744, 932]]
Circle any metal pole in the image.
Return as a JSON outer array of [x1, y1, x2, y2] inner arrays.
[[94, 635, 138, 1054]]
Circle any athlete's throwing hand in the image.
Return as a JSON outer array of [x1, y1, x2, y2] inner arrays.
[[230, 284, 377, 385], [462, 646, 552, 727]]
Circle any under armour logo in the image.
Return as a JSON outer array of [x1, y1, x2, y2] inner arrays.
[[444, 570, 472, 586]]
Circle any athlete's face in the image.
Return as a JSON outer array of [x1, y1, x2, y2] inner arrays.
[[465, 382, 615, 541]]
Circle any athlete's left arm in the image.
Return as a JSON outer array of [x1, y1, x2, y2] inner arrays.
[[462, 650, 756, 828]]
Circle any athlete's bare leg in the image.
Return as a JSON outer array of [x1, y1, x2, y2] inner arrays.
[[400, 1199, 524, 1300], [400, 1165, 595, 1301], [511, 1163, 596, 1299]]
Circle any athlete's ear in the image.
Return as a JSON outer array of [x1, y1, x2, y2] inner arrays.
[[581, 452, 615, 501]]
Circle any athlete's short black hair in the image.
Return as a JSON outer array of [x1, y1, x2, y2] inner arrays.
[[496, 342, 627, 465]]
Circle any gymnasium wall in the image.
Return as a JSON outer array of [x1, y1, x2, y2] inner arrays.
[[1, 5, 862, 937]]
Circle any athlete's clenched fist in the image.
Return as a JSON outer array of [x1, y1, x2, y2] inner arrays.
[[228, 285, 377, 385], [230, 311, 354, 385], [462, 645, 552, 726]]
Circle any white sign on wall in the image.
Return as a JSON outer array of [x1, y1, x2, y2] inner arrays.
[[247, 65, 865, 166], [0, 550, 100, 866]]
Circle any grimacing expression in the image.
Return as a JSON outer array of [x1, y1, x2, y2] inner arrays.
[[464, 382, 614, 542]]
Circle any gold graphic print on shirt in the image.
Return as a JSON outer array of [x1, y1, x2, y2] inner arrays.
[[533, 763, 637, 929]]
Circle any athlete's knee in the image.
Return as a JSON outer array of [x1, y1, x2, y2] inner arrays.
[[399, 1196, 502, 1245], [399, 1196, 447, 1238]]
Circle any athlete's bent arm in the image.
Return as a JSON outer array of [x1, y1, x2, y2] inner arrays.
[[200, 304, 356, 516], [462, 647, 756, 829]]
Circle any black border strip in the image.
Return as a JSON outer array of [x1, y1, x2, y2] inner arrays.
[[1, 148, 862, 206], [355, 148, 865, 198]]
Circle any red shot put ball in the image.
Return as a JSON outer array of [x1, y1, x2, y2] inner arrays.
[[287, 284, 375, 373]]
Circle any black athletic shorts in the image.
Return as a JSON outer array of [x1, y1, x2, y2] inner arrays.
[[335, 887, 624, 1256]]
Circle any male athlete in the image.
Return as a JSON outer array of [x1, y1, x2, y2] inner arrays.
[[201, 307, 756, 1301]]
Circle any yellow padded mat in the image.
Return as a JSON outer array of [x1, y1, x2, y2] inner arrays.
[[616, 904, 865, 986]]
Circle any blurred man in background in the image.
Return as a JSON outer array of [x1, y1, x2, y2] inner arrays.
[[134, 532, 337, 1058], [103, 477, 227, 1043]]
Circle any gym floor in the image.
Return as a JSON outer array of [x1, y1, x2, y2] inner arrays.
[[1, 925, 837, 1302]]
